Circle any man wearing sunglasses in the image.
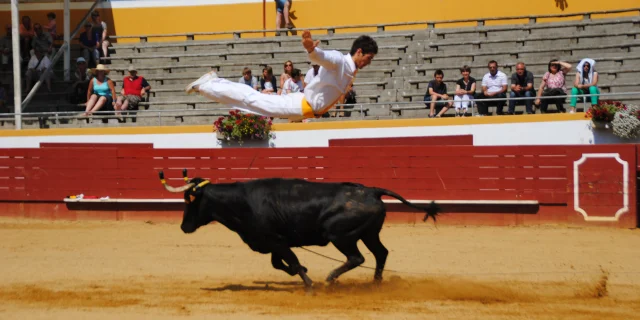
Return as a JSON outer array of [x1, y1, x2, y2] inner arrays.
[[184, 30, 377, 120]]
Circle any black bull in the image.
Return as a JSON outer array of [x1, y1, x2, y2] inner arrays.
[[159, 169, 440, 290]]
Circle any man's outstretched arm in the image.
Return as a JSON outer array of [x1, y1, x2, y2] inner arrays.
[[302, 30, 343, 71]]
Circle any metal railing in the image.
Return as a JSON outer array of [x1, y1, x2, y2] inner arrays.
[[20, 0, 102, 112], [0, 91, 638, 129], [108, 7, 640, 42]]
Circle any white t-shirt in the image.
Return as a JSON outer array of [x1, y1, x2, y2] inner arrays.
[[481, 71, 508, 94], [304, 67, 317, 85], [282, 78, 303, 95], [28, 55, 51, 71]]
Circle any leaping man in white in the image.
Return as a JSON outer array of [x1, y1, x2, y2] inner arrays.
[[184, 30, 378, 120]]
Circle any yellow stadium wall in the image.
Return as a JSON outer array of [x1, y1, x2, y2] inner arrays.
[[1, 0, 638, 44]]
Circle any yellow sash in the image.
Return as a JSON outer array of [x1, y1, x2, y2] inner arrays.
[[301, 69, 358, 119]]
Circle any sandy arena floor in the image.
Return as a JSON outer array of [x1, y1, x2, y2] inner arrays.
[[0, 217, 639, 319]]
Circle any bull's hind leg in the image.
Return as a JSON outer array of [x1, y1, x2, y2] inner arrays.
[[273, 247, 313, 290], [326, 240, 365, 283], [362, 233, 388, 283]]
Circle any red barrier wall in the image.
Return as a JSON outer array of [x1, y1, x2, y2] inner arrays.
[[0, 144, 636, 228], [328, 135, 474, 146]]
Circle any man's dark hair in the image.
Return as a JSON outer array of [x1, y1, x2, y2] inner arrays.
[[488, 60, 498, 67], [291, 68, 301, 78], [434, 69, 444, 77], [350, 35, 378, 56], [460, 65, 471, 73]]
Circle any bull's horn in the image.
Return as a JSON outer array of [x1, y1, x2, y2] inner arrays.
[[159, 170, 195, 193], [182, 168, 189, 182]]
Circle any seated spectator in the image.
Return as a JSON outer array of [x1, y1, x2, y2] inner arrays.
[[19, 16, 35, 61], [535, 59, 572, 113], [31, 23, 53, 58], [304, 64, 320, 89], [25, 49, 52, 93], [334, 84, 356, 118], [0, 24, 11, 71], [115, 65, 151, 117], [281, 68, 303, 94], [90, 11, 110, 62], [508, 62, 536, 115], [79, 22, 98, 68], [476, 60, 508, 116], [238, 67, 258, 90], [43, 12, 58, 40], [279, 60, 293, 93], [423, 69, 452, 118], [83, 64, 116, 118], [570, 58, 599, 113], [68, 57, 92, 104], [260, 66, 278, 94], [453, 65, 476, 117]]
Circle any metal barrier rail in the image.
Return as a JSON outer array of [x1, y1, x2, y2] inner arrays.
[[0, 91, 638, 127]]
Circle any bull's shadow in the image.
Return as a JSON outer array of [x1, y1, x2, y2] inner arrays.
[[201, 283, 298, 293]]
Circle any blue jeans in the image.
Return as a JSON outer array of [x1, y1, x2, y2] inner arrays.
[[508, 91, 534, 114]]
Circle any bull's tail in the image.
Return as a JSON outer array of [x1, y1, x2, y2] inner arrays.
[[374, 188, 441, 223]]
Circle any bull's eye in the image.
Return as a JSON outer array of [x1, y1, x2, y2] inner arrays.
[[189, 194, 196, 202]]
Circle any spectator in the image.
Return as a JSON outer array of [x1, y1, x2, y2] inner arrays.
[[453, 65, 476, 117], [475, 60, 508, 116], [570, 58, 599, 113], [69, 57, 92, 104], [25, 49, 52, 93], [238, 67, 259, 91], [19, 16, 35, 61], [423, 69, 452, 118], [83, 64, 116, 117], [115, 65, 151, 117], [279, 60, 293, 93], [281, 68, 303, 94], [43, 12, 58, 40], [535, 59, 572, 113], [31, 23, 53, 57], [79, 22, 98, 68], [335, 84, 356, 118], [508, 62, 536, 115], [0, 24, 11, 71], [275, 0, 293, 34], [260, 66, 278, 94], [90, 11, 109, 62], [304, 64, 320, 89]]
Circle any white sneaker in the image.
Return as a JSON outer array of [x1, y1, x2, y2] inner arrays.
[[185, 70, 218, 94]]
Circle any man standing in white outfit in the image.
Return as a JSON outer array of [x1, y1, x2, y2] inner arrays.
[[184, 30, 378, 119]]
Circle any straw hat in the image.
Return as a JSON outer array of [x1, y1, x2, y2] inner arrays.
[[91, 64, 110, 75]]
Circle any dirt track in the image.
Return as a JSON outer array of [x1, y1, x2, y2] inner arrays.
[[1, 217, 639, 319]]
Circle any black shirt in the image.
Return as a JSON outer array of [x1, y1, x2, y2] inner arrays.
[[427, 80, 447, 95], [456, 77, 476, 92], [511, 71, 534, 91]]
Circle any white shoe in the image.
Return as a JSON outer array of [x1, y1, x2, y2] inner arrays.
[[185, 70, 218, 94]]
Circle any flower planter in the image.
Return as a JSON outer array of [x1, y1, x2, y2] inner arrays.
[[215, 131, 271, 148], [591, 120, 612, 130]]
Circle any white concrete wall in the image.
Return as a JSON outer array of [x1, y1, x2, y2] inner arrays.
[[3, 119, 637, 149]]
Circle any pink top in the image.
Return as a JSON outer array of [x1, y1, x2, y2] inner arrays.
[[543, 71, 566, 93]]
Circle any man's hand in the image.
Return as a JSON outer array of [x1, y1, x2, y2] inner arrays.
[[515, 85, 522, 92], [302, 30, 319, 54]]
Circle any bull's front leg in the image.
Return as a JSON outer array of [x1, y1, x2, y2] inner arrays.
[[271, 254, 307, 276], [272, 247, 313, 291]]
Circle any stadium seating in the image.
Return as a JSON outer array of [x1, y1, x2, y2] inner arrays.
[[4, 13, 640, 129]]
